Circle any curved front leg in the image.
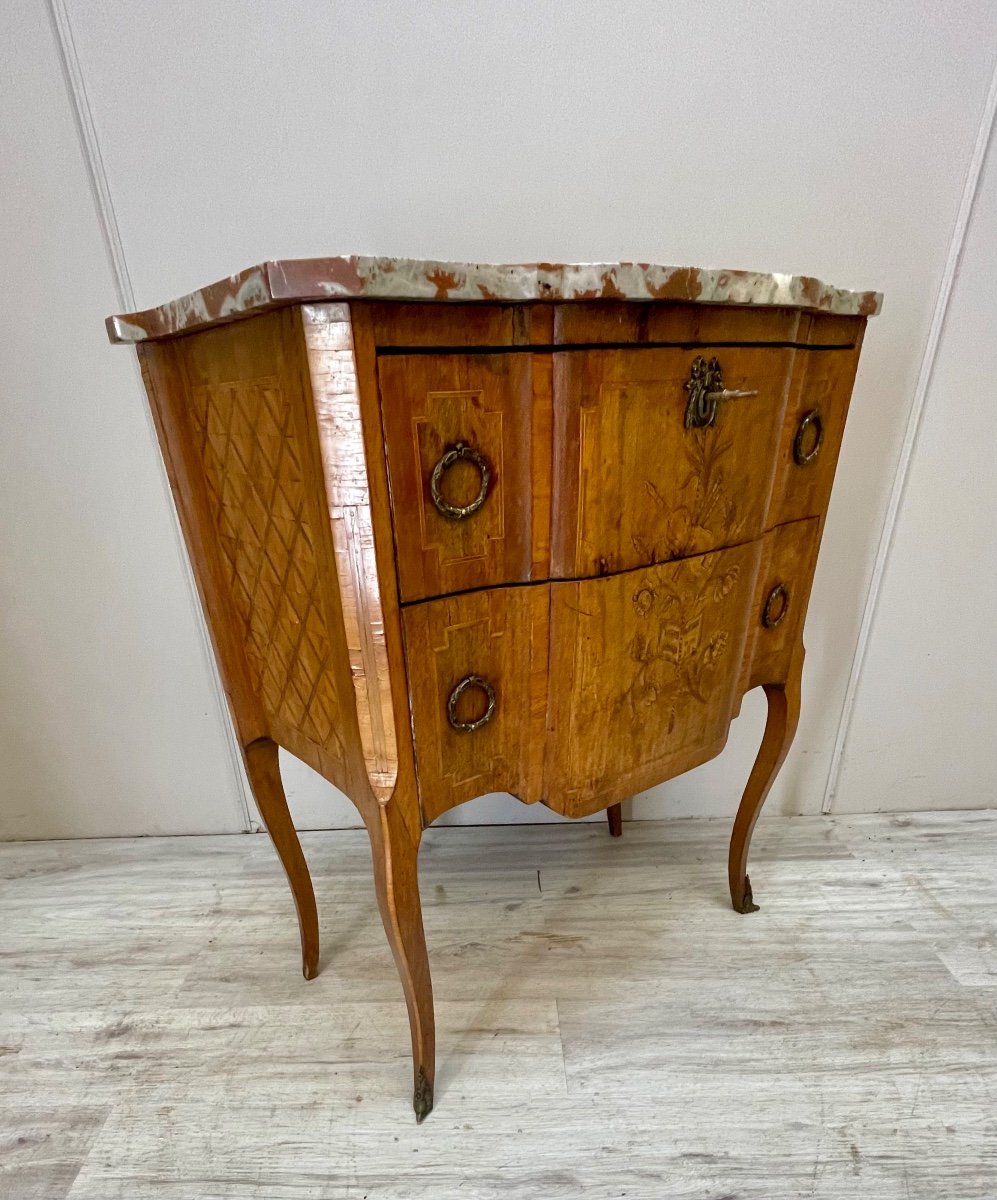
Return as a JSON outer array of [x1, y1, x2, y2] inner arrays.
[[728, 642, 804, 914], [367, 800, 436, 1122], [243, 738, 320, 979]]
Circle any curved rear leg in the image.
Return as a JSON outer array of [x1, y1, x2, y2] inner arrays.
[[243, 737, 319, 979], [367, 799, 435, 1122], [729, 642, 804, 914]]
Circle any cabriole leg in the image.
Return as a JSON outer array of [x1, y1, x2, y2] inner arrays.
[[728, 643, 804, 914], [367, 801, 436, 1122], [242, 737, 320, 980]]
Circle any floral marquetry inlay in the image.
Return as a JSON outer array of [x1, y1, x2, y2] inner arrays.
[[189, 376, 345, 761], [546, 539, 763, 816], [623, 553, 743, 724], [556, 347, 789, 580], [636, 420, 751, 563]]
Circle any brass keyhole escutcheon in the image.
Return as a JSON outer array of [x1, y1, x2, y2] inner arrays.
[[684, 356, 759, 429], [447, 675, 497, 733], [793, 410, 824, 466], [762, 583, 790, 630], [429, 442, 491, 520]]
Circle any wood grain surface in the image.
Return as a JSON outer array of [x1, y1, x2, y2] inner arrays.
[[402, 584, 549, 823], [766, 330, 865, 530], [301, 304, 397, 798], [146, 309, 363, 796], [550, 343, 794, 578], [379, 351, 540, 601], [546, 540, 763, 816]]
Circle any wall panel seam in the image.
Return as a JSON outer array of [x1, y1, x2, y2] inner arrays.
[[822, 53, 997, 815], [46, 0, 257, 832]]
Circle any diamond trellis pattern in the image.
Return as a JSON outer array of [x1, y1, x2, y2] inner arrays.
[[190, 377, 344, 758]]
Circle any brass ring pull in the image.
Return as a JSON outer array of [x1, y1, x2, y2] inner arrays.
[[793, 410, 824, 466], [762, 583, 790, 630], [447, 675, 496, 733], [430, 442, 491, 520]]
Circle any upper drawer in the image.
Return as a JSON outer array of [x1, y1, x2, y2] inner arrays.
[[766, 341, 863, 528], [379, 352, 546, 602], [551, 346, 794, 578], [376, 321, 862, 601]]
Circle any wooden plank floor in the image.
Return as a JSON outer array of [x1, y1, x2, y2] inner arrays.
[[1, 810, 995, 1199]]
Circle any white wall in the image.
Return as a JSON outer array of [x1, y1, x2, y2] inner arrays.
[[1, 1, 995, 836], [0, 1, 248, 837], [834, 122, 997, 812]]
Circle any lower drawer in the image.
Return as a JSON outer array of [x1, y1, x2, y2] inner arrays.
[[402, 518, 820, 824], [546, 538, 763, 816], [402, 585, 549, 824]]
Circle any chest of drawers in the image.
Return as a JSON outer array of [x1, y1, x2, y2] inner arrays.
[[109, 257, 880, 1120]]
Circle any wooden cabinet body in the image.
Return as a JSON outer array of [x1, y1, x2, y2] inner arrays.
[[110, 256, 879, 1120]]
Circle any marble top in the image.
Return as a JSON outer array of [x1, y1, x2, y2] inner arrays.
[[106, 257, 882, 343]]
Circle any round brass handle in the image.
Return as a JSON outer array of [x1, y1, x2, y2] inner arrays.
[[793, 410, 824, 466], [446, 675, 496, 733], [762, 583, 790, 630], [429, 442, 491, 521]]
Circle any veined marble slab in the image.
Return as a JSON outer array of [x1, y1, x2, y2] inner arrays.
[[106, 257, 883, 343]]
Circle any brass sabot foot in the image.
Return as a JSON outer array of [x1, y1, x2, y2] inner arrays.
[[737, 874, 761, 915], [413, 1068, 434, 1123]]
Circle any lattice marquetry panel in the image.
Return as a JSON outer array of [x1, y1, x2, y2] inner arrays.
[[189, 376, 344, 759]]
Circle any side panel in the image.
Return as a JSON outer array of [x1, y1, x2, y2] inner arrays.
[[139, 344, 268, 751], [158, 308, 364, 796]]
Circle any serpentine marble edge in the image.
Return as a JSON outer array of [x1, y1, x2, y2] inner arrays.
[[106, 256, 883, 343]]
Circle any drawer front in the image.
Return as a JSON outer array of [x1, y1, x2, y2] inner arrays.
[[403, 521, 820, 824], [551, 346, 793, 578], [766, 345, 862, 528], [379, 353, 542, 602], [545, 539, 763, 817], [403, 585, 548, 824], [741, 516, 821, 692]]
